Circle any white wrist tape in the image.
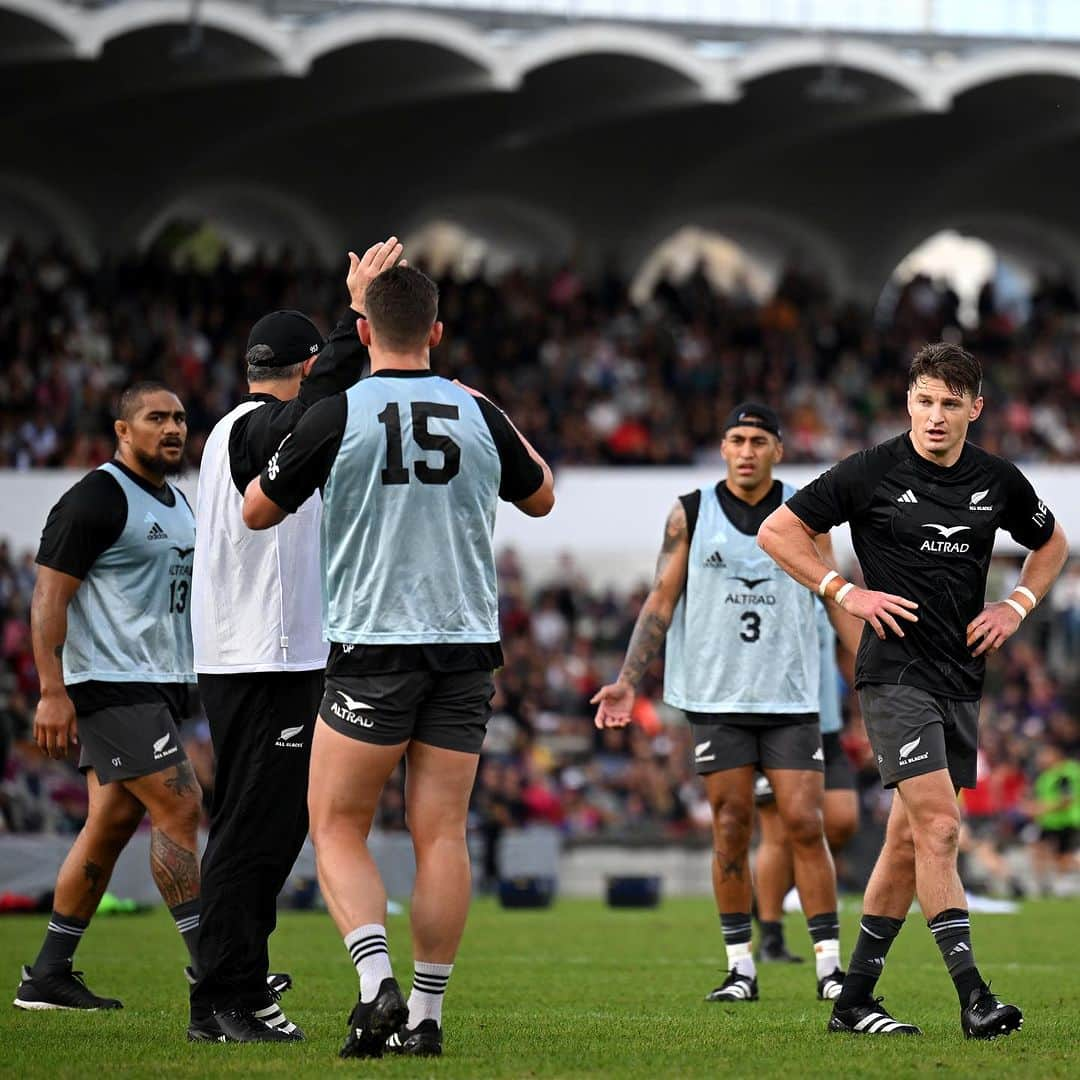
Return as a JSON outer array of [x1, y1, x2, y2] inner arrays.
[[835, 582, 855, 608], [1014, 586, 1037, 609], [818, 570, 839, 597], [1003, 597, 1027, 621]]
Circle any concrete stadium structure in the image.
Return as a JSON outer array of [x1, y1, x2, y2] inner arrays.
[[7, 2, 1080, 296]]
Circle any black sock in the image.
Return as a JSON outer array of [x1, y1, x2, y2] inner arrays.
[[720, 913, 753, 946], [32, 912, 89, 976], [720, 912, 753, 973], [170, 898, 201, 970], [835, 914, 904, 1008], [758, 919, 784, 951], [807, 911, 840, 944], [928, 908, 986, 1005]]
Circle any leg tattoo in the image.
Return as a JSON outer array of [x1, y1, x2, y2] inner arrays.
[[149, 829, 200, 907], [719, 855, 745, 881], [163, 762, 198, 799], [83, 860, 106, 902]]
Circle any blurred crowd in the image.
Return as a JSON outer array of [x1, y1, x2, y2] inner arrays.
[[3, 530, 1078, 894], [2, 239, 1080, 470]]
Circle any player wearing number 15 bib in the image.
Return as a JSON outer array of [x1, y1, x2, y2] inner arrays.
[[592, 402, 863, 1008], [243, 265, 554, 1060]]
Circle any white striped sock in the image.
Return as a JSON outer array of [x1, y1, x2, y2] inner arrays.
[[408, 961, 452, 1027], [252, 1001, 298, 1035], [344, 924, 392, 1003], [46, 920, 86, 938]]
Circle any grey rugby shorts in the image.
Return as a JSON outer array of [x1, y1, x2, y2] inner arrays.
[[320, 670, 494, 755], [755, 730, 854, 803], [688, 713, 823, 776], [77, 704, 188, 784], [859, 683, 979, 790]]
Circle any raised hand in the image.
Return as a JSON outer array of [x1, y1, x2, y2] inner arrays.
[[346, 236, 406, 311], [839, 587, 919, 640]]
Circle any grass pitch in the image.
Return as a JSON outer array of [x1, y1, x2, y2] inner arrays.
[[1, 897, 1077, 1078]]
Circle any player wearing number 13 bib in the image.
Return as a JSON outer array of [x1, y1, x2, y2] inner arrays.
[[243, 266, 554, 1060], [17, 383, 202, 1015]]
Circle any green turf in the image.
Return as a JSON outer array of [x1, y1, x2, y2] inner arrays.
[[1, 897, 1077, 1078]]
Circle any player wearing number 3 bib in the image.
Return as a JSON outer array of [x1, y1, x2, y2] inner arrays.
[[243, 266, 554, 1059], [592, 403, 863, 1007]]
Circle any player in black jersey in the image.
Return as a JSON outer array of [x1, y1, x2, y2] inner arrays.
[[759, 343, 1068, 1039]]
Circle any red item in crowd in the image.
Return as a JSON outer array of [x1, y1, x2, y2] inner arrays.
[[522, 782, 564, 826]]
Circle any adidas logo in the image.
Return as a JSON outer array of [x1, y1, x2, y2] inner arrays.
[[949, 942, 971, 956], [703, 551, 725, 568], [144, 512, 168, 540], [811, 747, 824, 761], [897, 489, 918, 504]]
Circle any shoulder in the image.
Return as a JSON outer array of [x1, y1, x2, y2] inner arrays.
[[304, 392, 349, 423], [965, 441, 1019, 481], [832, 435, 907, 492], [55, 467, 126, 517], [859, 434, 908, 473]]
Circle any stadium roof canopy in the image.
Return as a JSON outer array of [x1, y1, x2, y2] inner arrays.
[[7, 0, 1080, 296]]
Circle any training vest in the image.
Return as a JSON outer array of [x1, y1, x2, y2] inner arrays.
[[192, 400, 326, 673], [664, 482, 820, 714], [816, 602, 842, 735], [64, 462, 196, 685], [321, 375, 500, 644]]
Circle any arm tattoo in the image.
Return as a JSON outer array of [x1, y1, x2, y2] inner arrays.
[[164, 761, 198, 799], [149, 828, 200, 907], [619, 503, 687, 688]]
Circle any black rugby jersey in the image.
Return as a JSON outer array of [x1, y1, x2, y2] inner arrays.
[[786, 432, 1055, 700]]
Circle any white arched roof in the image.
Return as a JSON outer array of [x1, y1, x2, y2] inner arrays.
[[502, 24, 735, 101], [76, 0, 294, 66], [625, 203, 853, 299], [733, 37, 939, 109], [934, 45, 1080, 105], [0, 172, 99, 263], [8, 3, 1080, 113], [0, 0, 81, 43], [294, 9, 507, 84], [129, 180, 340, 264]]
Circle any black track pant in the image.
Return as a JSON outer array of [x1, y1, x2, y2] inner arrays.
[[190, 670, 322, 1011]]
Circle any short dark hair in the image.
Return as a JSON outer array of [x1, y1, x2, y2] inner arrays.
[[908, 342, 982, 400], [364, 265, 439, 350], [117, 380, 177, 421], [245, 344, 303, 383]]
